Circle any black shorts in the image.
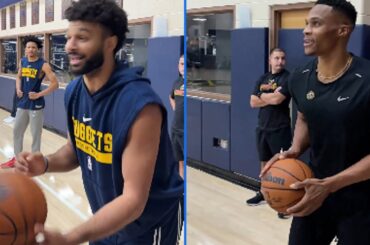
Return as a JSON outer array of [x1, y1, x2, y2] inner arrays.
[[256, 126, 292, 162], [289, 196, 370, 245], [171, 131, 184, 162]]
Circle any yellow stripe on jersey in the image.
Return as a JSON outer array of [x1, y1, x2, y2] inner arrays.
[[22, 67, 38, 79], [75, 138, 113, 164]]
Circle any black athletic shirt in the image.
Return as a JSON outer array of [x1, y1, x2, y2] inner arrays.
[[253, 69, 291, 130], [170, 76, 184, 133], [288, 55, 370, 199]]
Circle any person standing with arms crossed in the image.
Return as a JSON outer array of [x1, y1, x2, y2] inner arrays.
[[262, 0, 370, 243], [169, 54, 184, 179], [1, 36, 59, 168], [15, 0, 183, 244], [247, 48, 291, 219]]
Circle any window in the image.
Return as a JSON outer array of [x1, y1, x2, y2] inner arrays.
[[49, 34, 72, 84], [62, 0, 72, 19], [1, 9, 6, 30], [9, 5, 15, 29], [117, 23, 150, 75], [20, 1, 27, 27], [45, 0, 54, 23], [1, 39, 17, 74], [187, 12, 233, 98], [32, 0, 39, 25]]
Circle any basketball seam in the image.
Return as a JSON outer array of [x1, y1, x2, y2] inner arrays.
[[0, 209, 17, 244], [12, 178, 29, 245], [270, 166, 303, 181], [295, 161, 308, 179], [271, 196, 303, 209]]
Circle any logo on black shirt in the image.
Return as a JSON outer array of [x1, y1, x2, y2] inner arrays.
[[260, 79, 278, 92], [306, 90, 315, 100], [337, 96, 350, 102]]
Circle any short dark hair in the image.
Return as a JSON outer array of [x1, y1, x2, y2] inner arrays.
[[65, 0, 128, 54], [23, 36, 43, 49], [270, 47, 285, 56], [315, 0, 357, 27]]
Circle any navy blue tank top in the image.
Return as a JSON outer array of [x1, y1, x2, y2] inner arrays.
[[65, 62, 183, 243], [18, 57, 45, 110]]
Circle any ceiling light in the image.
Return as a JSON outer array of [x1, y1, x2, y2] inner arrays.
[[193, 18, 207, 22]]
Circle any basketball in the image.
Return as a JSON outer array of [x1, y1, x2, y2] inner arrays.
[[261, 158, 313, 213], [0, 172, 47, 245]]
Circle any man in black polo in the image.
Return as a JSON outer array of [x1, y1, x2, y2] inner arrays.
[[247, 48, 291, 219], [169, 54, 184, 178]]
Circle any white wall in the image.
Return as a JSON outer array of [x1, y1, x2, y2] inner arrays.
[[1, 0, 367, 38], [0, 0, 184, 38], [187, 0, 370, 27], [0, 0, 68, 38], [123, 0, 184, 36]]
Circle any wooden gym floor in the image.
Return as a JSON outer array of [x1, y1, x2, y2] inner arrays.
[[187, 167, 291, 244]]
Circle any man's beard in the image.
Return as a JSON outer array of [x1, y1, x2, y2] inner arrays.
[[70, 50, 104, 76]]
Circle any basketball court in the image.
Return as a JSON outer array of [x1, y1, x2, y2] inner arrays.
[[187, 165, 341, 245], [187, 166, 291, 244]]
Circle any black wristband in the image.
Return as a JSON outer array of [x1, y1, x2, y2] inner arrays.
[[43, 156, 49, 173]]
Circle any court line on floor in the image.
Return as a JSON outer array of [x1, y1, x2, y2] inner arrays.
[[34, 177, 89, 221], [0, 147, 89, 221]]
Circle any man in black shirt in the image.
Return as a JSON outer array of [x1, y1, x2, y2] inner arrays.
[[247, 48, 291, 219], [262, 0, 370, 244], [169, 55, 184, 178]]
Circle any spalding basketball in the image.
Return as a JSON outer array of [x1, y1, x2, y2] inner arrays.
[[261, 158, 313, 213], [0, 172, 47, 245]]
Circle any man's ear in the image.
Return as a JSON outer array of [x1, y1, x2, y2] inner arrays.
[[338, 24, 351, 38], [106, 35, 118, 53]]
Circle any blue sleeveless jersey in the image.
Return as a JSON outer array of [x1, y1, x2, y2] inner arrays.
[[65, 62, 183, 244], [18, 57, 46, 110]]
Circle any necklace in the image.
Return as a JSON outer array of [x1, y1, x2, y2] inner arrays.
[[317, 55, 353, 83]]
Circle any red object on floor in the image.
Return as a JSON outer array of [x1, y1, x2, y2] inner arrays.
[[0, 157, 16, 168]]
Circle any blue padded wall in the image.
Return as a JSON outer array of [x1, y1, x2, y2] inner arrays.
[[147, 36, 183, 130], [187, 97, 202, 161], [0, 0, 22, 8], [279, 29, 313, 132], [348, 24, 370, 60], [41, 84, 54, 129], [0, 76, 16, 110], [202, 100, 230, 170], [230, 28, 268, 179], [53, 89, 67, 135], [279, 25, 370, 71], [279, 29, 313, 163], [278, 29, 313, 72]]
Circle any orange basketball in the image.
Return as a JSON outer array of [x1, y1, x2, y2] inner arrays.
[[261, 158, 313, 213], [0, 172, 47, 245]]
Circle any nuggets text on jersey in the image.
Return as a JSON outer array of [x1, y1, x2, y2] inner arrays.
[[72, 117, 112, 164]]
